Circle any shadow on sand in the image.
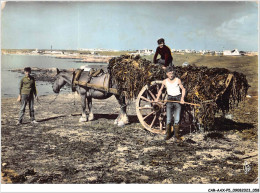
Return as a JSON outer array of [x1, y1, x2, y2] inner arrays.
[[180, 117, 254, 137], [33, 114, 255, 139]]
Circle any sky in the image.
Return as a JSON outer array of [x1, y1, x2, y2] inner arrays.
[[1, 1, 259, 51]]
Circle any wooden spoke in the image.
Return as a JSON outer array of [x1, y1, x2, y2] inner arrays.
[[162, 92, 167, 101], [143, 111, 155, 120], [138, 106, 153, 110], [159, 121, 163, 130], [161, 95, 167, 105], [150, 115, 157, 128], [140, 96, 152, 103], [156, 84, 160, 97], [147, 89, 156, 100]]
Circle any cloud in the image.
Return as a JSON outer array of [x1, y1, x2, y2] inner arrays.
[[216, 14, 257, 39], [172, 2, 258, 30], [214, 13, 258, 50], [2, 1, 258, 50]]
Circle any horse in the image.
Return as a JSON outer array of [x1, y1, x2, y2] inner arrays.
[[52, 68, 129, 126]]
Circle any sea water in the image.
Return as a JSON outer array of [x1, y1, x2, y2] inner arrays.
[[1, 54, 106, 98]]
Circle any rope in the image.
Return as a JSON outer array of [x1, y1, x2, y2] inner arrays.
[[73, 92, 76, 105], [49, 94, 59, 104], [36, 97, 42, 105]]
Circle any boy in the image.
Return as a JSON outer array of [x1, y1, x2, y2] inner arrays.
[[155, 66, 186, 141], [17, 67, 38, 125], [153, 38, 173, 69]]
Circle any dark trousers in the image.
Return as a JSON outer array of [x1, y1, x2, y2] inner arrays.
[[18, 94, 35, 122], [157, 58, 173, 67]]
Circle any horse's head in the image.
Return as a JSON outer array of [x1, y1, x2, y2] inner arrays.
[[52, 68, 71, 93]]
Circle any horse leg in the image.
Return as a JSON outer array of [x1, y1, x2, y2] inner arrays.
[[87, 97, 94, 121], [115, 95, 129, 126], [79, 93, 88, 122], [114, 95, 122, 125]]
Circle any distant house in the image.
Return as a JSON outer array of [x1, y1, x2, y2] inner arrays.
[[31, 49, 44, 54], [215, 51, 223, 55], [44, 50, 63, 55], [223, 49, 240, 56], [199, 50, 208, 55], [91, 51, 98, 55], [64, 51, 76, 56], [32, 49, 38, 54], [51, 51, 63, 55], [184, 49, 191, 53], [239, 51, 246, 56], [137, 49, 154, 56], [44, 51, 52, 54]]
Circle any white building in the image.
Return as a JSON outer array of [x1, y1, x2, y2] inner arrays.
[[32, 49, 38, 54], [44, 50, 63, 55], [223, 49, 240, 56], [137, 49, 154, 55], [184, 49, 191, 53]]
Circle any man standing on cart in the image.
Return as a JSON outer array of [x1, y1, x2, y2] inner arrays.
[[155, 66, 186, 141], [153, 38, 173, 69]]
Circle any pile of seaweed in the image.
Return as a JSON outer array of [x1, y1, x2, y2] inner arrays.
[[108, 55, 249, 128]]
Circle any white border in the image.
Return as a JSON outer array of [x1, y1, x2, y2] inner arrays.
[[1, 0, 259, 193], [1, 184, 260, 193]]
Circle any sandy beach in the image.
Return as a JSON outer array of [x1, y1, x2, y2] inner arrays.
[[1, 92, 258, 184]]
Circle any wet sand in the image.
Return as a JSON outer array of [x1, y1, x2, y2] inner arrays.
[[1, 93, 258, 184]]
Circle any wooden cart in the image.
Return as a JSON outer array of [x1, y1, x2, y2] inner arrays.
[[135, 73, 233, 134], [74, 69, 234, 134]]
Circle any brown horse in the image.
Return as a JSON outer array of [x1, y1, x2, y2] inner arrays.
[[52, 68, 129, 126]]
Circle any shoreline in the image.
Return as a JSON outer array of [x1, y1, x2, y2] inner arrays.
[[2, 53, 113, 63], [1, 92, 72, 99], [2, 53, 258, 97]]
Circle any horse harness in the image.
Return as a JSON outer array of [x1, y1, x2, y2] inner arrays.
[[71, 69, 118, 95]]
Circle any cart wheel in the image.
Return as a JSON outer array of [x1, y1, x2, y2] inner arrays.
[[136, 81, 167, 134]]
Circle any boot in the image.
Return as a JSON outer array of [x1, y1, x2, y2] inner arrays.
[[165, 124, 172, 140], [171, 125, 174, 133], [174, 124, 182, 142]]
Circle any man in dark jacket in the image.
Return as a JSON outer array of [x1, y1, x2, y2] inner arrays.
[[17, 67, 38, 125], [153, 38, 173, 69]]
